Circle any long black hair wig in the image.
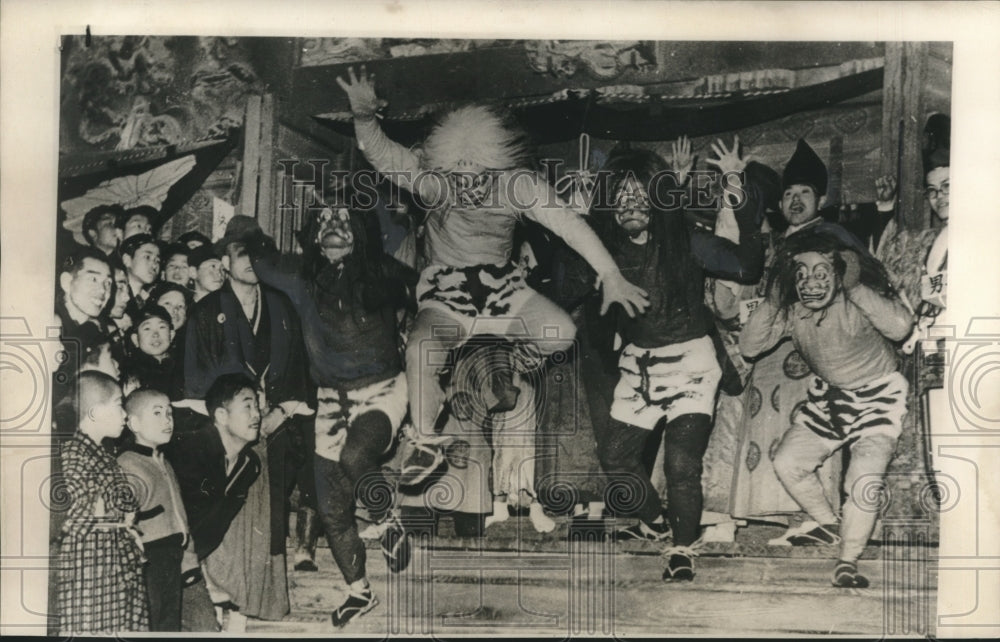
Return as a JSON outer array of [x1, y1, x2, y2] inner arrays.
[[589, 146, 699, 303], [768, 227, 899, 311], [296, 200, 396, 315]]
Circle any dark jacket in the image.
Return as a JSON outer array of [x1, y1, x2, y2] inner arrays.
[[123, 349, 181, 400], [605, 162, 771, 350], [166, 423, 261, 561], [250, 234, 417, 391], [54, 298, 109, 377], [183, 281, 308, 404]]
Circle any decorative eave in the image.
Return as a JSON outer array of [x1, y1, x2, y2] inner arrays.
[[312, 63, 884, 144], [58, 134, 236, 180], [281, 41, 885, 145]]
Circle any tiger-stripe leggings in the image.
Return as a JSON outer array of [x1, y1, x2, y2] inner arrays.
[[772, 371, 908, 562]]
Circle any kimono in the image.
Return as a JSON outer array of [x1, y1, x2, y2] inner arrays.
[[182, 280, 309, 557], [183, 280, 308, 405], [169, 424, 288, 620], [58, 431, 148, 634]]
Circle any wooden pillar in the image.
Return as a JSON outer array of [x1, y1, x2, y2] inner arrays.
[[238, 94, 261, 218], [237, 93, 279, 238], [258, 94, 277, 240], [880, 42, 929, 231]]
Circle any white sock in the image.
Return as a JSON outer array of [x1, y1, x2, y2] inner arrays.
[[349, 578, 370, 596], [485, 499, 510, 528], [573, 503, 586, 517], [529, 501, 556, 533], [225, 610, 247, 633], [701, 520, 736, 543], [587, 501, 604, 520]]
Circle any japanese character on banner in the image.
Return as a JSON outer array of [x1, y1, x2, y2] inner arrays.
[[921, 271, 946, 309]]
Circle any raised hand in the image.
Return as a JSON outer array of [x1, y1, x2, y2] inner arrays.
[[260, 406, 287, 438], [335, 65, 387, 120], [875, 175, 897, 203], [705, 135, 750, 176], [596, 270, 650, 317], [840, 249, 862, 291], [670, 135, 694, 184]]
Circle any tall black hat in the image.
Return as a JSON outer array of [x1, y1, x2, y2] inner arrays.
[[922, 113, 950, 175], [782, 139, 828, 197]]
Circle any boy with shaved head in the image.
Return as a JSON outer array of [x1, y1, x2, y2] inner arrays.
[[57, 371, 148, 633], [118, 389, 217, 631]]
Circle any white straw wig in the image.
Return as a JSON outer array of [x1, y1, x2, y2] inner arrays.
[[422, 105, 529, 172]]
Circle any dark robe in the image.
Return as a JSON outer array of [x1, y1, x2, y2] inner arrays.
[[183, 281, 308, 404], [123, 350, 180, 400], [182, 280, 309, 555], [166, 424, 261, 561]]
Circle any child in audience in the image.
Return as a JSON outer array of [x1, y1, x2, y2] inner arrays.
[[117, 389, 217, 631], [57, 371, 148, 633], [123, 304, 180, 398]]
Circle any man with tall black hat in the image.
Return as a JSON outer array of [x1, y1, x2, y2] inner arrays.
[[728, 139, 868, 544], [776, 140, 868, 252]]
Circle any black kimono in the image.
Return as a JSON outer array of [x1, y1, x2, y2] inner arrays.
[[182, 280, 309, 555], [167, 424, 261, 561], [183, 281, 308, 404]]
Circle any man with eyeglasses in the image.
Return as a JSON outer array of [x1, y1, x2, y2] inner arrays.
[[866, 114, 950, 353], [920, 114, 949, 306], [905, 113, 950, 352]]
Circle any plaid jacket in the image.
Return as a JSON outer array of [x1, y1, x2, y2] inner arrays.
[[58, 431, 149, 634]]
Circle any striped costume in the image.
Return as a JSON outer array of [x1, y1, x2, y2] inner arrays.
[[611, 336, 723, 430], [794, 371, 909, 443], [316, 373, 408, 462], [352, 115, 623, 438], [741, 282, 914, 564]]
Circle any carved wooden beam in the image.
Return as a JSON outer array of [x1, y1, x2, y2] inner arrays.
[[283, 41, 884, 129]]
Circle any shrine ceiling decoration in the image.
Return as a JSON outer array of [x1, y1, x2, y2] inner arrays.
[[60, 35, 261, 154], [286, 40, 885, 145]]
